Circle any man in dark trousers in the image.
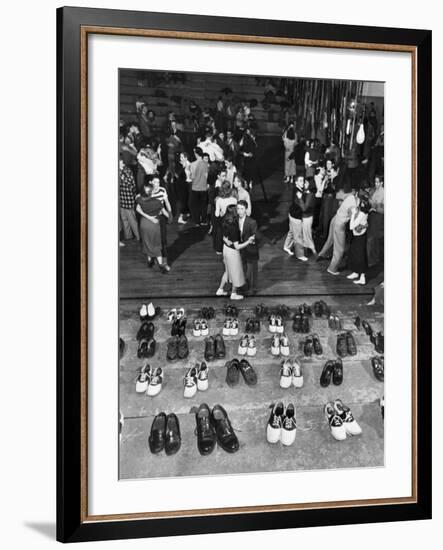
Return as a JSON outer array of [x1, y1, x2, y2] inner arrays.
[[237, 200, 259, 295]]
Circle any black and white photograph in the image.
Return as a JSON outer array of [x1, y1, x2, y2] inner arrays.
[[118, 69, 385, 480]]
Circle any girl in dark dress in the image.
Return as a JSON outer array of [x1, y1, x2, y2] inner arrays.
[[135, 182, 169, 273], [347, 198, 370, 286]]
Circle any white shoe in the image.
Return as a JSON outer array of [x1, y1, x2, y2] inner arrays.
[[197, 362, 209, 391], [176, 307, 185, 319], [281, 403, 297, 446], [167, 308, 177, 322], [267, 402, 284, 443], [271, 335, 280, 356], [147, 302, 155, 317], [119, 241, 126, 247], [238, 335, 249, 355], [324, 402, 347, 441], [230, 319, 239, 336], [178, 215, 187, 224], [283, 247, 294, 256], [347, 272, 359, 280], [333, 399, 362, 436], [296, 256, 308, 262], [193, 320, 202, 337], [275, 316, 284, 334], [146, 367, 163, 397], [135, 365, 150, 393], [200, 319, 209, 337], [247, 335, 257, 356], [291, 359, 304, 388], [223, 318, 232, 336], [269, 315, 277, 333], [280, 334, 290, 356], [216, 288, 228, 296], [280, 359, 293, 389], [183, 367, 198, 398], [230, 293, 244, 300], [353, 275, 366, 285], [327, 269, 340, 276], [140, 304, 148, 318]]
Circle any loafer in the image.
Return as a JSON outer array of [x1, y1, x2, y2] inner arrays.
[[312, 333, 323, 355], [375, 332, 384, 354], [211, 404, 239, 453], [177, 334, 189, 359], [166, 336, 179, 361], [267, 402, 284, 443], [238, 334, 249, 355], [146, 367, 163, 396], [214, 334, 226, 359], [204, 336, 215, 361], [320, 360, 335, 387], [303, 335, 314, 357], [281, 403, 297, 446], [301, 314, 310, 333], [137, 321, 154, 341], [292, 313, 302, 333], [336, 333, 348, 358], [324, 402, 347, 441], [195, 403, 217, 456], [280, 359, 293, 389], [183, 366, 197, 398], [372, 356, 384, 382], [333, 399, 362, 436], [332, 358, 344, 385], [137, 338, 150, 359], [346, 331, 357, 356], [362, 320, 373, 336], [197, 362, 209, 391], [291, 359, 304, 388], [165, 413, 181, 455], [148, 412, 166, 453], [225, 359, 240, 387], [238, 359, 257, 386]]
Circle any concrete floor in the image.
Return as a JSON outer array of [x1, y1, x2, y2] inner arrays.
[[119, 296, 384, 480]]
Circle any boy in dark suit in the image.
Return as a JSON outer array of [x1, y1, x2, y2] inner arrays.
[[237, 200, 259, 295]]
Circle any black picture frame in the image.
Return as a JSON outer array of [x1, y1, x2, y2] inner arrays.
[[57, 6, 432, 543]]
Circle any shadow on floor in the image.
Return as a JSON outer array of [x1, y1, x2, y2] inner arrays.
[[24, 522, 56, 540]]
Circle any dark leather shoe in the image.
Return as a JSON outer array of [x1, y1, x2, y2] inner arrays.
[[346, 331, 357, 356], [204, 336, 215, 361], [225, 359, 240, 387], [211, 405, 239, 453], [207, 307, 215, 319], [177, 335, 189, 359], [292, 313, 302, 333], [195, 403, 216, 456], [312, 333, 323, 355], [336, 333, 348, 358], [137, 338, 149, 359], [171, 319, 180, 337], [145, 337, 156, 358], [178, 318, 187, 336], [245, 318, 254, 333], [119, 337, 126, 359], [239, 359, 257, 386], [332, 358, 344, 385], [148, 412, 166, 454], [215, 334, 226, 359], [165, 413, 181, 456], [313, 301, 322, 317], [372, 356, 384, 381], [375, 332, 384, 354], [362, 320, 373, 336], [320, 360, 335, 387], [254, 319, 261, 333], [137, 321, 154, 341], [301, 314, 310, 333], [320, 300, 330, 317], [354, 316, 361, 330], [303, 335, 314, 357], [166, 336, 179, 361]]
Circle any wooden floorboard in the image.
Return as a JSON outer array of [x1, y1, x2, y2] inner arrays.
[[119, 169, 383, 299]]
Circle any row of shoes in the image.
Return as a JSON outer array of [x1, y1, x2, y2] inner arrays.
[[166, 334, 189, 361], [171, 317, 187, 337], [267, 402, 297, 445], [292, 312, 311, 333], [183, 363, 209, 397], [271, 334, 290, 357], [324, 399, 362, 440], [198, 306, 215, 320], [301, 333, 323, 357], [328, 314, 343, 331], [320, 358, 344, 386], [195, 403, 240, 455], [135, 365, 163, 396], [269, 315, 285, 333], [192, 319, 209, 337], [238, 334, 257, 356], [225, 358, 258, 387], [140, 302, 160, 321], [204, 334, 226, 361], [245, 318, 261, 333], [313, 300, 331, 318], [136, 321, 157, 358], [224, 305, 238, 318], [371, 356, 384, 382], [222, 318, 239, 336], [280, 359, 303, 388], [167, 307, 185, 322], [148, 412, 181, 455], [336, 331, 357, 357]]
